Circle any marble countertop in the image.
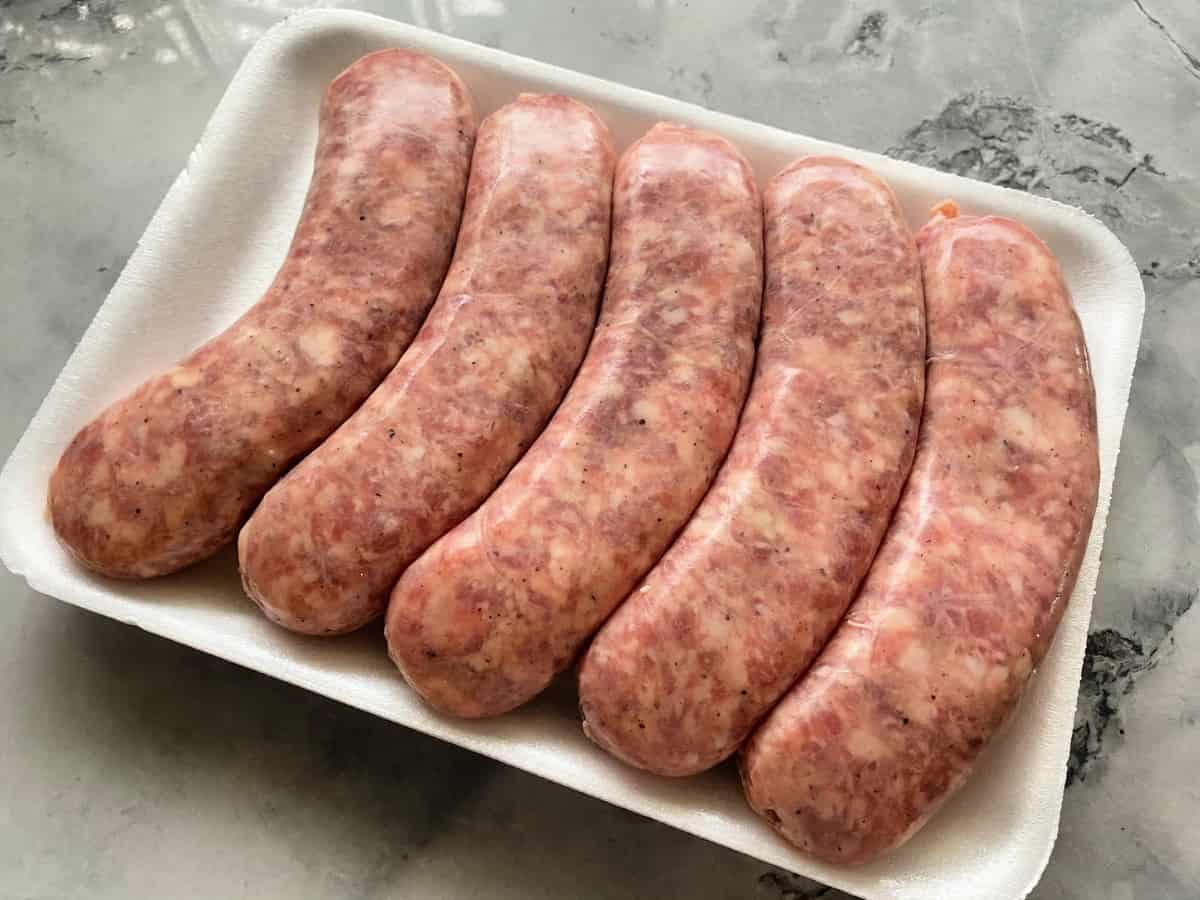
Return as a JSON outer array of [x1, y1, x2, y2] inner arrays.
[[1, 1, 1197, 897]]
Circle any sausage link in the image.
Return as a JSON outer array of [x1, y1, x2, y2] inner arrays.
[[47, 50, 475, 578], [385, 123, 763, 717], [238, 94, 615, 635], [740, 202, 1100, 864], [579, 157, 925, 775]]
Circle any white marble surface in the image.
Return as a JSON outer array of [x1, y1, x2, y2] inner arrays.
[[1, 1, 1197, 898]]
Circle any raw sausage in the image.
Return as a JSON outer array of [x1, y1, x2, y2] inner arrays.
[[386, 123, 762, 716], [740, 202, 1099, 864], [741, 204, 1099, 863], [385, 123, 763, 717], [579, 157, 925, 775], [238, 94, 615, 635], [47, 50, 475, 577]]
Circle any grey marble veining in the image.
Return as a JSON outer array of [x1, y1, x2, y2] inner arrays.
[[2, 1, 1198, 898]]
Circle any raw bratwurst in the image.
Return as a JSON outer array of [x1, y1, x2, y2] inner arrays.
[[386, 122, 764, 717], [48, 49, 475, 577], [740, 201, 1099, 864], [239, 93, 615, 635], [579, 156, 926, 776]]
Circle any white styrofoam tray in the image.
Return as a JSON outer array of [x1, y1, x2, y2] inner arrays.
[[0, 11, 1144, 900]]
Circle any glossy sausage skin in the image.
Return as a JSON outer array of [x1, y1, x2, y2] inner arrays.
[[238, 94, 615, 635], [579, 157, 925, 775], [385, 123, 764, 717], [47, 50, 475, 578], [740, 202, 1100, 865]]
